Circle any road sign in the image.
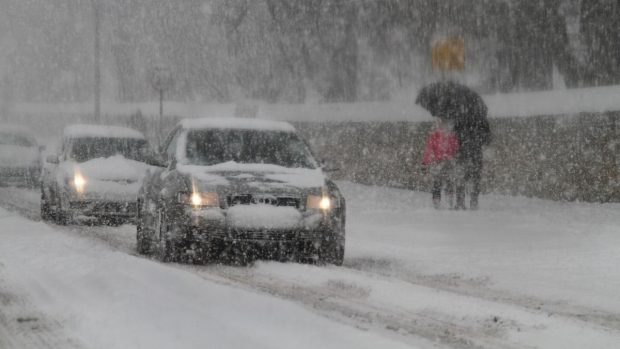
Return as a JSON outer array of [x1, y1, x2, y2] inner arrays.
[[149, 66, 174, 92], [431, 37, 465, 71]]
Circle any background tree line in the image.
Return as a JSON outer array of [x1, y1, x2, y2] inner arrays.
[[0, 0, 619, 105]]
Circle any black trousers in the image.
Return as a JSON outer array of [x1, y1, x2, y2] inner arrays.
[[456, 150, 483, 208], [431, 161, 455, 201]]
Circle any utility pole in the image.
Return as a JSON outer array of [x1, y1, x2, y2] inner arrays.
[[92, 0, 101, 123]]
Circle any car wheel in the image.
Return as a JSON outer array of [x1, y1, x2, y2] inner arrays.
[[318, 236, 345, 266], [40, 189, 53, 222], [53, 196, 69, 225], [136, 200, 154, 255], [54, 208, 68, 225], [156, 208, 177, 263], [136, 222, 152, 255]]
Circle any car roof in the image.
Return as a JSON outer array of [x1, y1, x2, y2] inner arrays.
[[0, 124, 35, 136], [63, 124, 145, 140], [180, 117, 296, 133], [0, 124, 38, 143]]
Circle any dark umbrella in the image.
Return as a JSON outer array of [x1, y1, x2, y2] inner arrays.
[[415, 81, 487, 121], [416, 81, 491, 151]]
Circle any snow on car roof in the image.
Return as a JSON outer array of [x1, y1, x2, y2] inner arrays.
[[63, 124, 145, 140], [0, 124, 36, 136], [181, 117, 296, 132]]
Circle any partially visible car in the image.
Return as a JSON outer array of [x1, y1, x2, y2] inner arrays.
[[136, 117, 346, 265], [41, 124, 155, 225], [0, 124, 44, 187]]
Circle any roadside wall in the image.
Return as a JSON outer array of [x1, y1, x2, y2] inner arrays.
[[6, 111, 620, 202], [294, 112, 620, 202]]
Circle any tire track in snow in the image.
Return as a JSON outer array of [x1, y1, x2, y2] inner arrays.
[[344, 256, 620, 332], [188, 265, 530, 349], [0, 269, 84, 349]]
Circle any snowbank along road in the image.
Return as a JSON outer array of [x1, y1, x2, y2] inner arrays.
[[1, 182, 620, 349]]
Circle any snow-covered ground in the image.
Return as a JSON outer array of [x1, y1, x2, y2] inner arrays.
[[1, 182, 620, 348]]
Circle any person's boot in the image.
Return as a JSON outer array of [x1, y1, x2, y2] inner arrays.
[[455, 187, 466, 210], [446, 191, 454, 209], [470, 197, 478, 210]]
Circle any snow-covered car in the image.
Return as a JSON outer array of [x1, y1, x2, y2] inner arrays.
[[136, 117, 345, 265], [41, 124, 155, 225], [0, 124, 44, 187]]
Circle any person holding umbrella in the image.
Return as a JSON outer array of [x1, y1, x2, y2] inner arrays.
[[416, 81, 491, 210]]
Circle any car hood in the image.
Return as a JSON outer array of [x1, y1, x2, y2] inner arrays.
[[0, 145, 39, 168], [177, 162, 326, 193], [58, 155, 155, 201], [63, 155, 153, 182]]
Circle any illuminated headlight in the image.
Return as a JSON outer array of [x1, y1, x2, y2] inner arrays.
[[178, 192, 219, 208], [307, 195, 335, 211], [73, 171, 86, 194]]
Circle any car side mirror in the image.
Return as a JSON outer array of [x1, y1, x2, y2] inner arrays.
[[168, 157, 177, 170], [46, 154, 59, 164], [320, 159, 340, 173], [146, 153, 168, 168]]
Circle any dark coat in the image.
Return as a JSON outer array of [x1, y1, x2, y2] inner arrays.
[[454, 112, 491, 160]]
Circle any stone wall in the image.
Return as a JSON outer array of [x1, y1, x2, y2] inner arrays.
[[294, 112, 620, 202]]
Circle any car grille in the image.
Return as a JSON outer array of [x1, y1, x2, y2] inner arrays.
[[70, 201, 137, 215], [226, 194, 300, 208], [207, 229, 322, 242]]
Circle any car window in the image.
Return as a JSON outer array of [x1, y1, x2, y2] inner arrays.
[[184, 129, 317, 169], [165, 131, 180, 161], [68, 137, 147, 163], [0, 132, 35, 147]]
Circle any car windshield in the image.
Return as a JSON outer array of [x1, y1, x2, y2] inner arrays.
[[185, 129, 316, 169], [69, 137, 147, 163], [0, 132, 35, 147]]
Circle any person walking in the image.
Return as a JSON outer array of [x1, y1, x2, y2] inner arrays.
[[422, 117, 460, 209], [416, 81, 491, 210], [453, 112, 491, 210]]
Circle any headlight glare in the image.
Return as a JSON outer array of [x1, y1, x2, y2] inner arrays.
[[73, 171, 86, 194], [307, 195, 333, 211], [319, 196, 331, 210], [179, 191, 219, 208]]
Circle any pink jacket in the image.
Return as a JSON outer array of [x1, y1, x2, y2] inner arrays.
[[422, 127, 460, 166]]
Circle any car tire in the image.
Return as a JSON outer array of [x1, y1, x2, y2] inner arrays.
[[54, 209, 68, 225], [156, 208, 177, 263], [40, 189, 53, 222], [136, 222, 153, 255], [136, 201, 154, 255], [318, 237, 345, 266], [53, 197, 68, 225]]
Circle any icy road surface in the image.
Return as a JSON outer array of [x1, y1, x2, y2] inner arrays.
[[1, 183, 620, 349]]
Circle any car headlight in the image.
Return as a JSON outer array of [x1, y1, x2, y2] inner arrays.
[[178, 191, 219, 208], [73, 171, 86, 194], [307, 195, 335, 211]]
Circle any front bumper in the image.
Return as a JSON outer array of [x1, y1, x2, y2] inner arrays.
[[68, 200, 137, 220], [172, 207, 343, 244], [0, 167, 41, 185]]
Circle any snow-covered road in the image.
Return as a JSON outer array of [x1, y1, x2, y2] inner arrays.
[[1, 183, 620, 349]]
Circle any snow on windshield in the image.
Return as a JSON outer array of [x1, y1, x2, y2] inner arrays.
[[184, 129, 317, 169], [68, 137, 147, 163]]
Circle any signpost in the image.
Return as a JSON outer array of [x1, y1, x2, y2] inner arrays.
[[149, 66, 173, 143]]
